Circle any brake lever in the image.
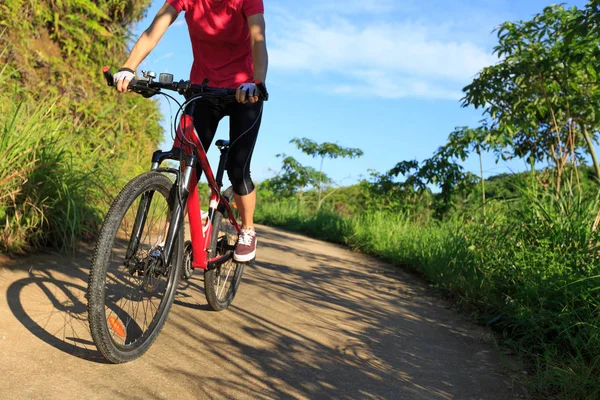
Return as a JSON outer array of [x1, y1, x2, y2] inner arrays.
[[102, 67, 153, 96], [127, 76, 161, 98]]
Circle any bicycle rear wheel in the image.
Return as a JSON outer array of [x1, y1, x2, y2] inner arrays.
[[87, 172, 183, 363], [204, 187, 245, 311]]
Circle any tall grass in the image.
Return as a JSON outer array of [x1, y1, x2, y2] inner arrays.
[[0, 69, 158, 253], [255, 190, 600, 398], [0, 94, 98, 251], [0, 1, 164, 253]]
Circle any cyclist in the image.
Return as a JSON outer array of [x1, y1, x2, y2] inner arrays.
[[113, 0, 267, 263]]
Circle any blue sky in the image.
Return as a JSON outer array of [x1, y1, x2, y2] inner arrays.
[[132, 0, 588, 186]]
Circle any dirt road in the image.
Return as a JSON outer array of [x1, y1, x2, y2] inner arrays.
[[0, 225, 519, 399]]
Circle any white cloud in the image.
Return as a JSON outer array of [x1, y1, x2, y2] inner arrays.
[[154, 53, 174, 62], [268, 11, 497, 100], [310, 0, 398, 14], [332, 70, 461, 100]]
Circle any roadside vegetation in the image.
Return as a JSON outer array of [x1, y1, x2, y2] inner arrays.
[[0, 0, 162, 252], [256, 4, 600, 398]]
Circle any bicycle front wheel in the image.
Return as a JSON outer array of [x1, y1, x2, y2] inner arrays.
[[87, 172, 183, 363]]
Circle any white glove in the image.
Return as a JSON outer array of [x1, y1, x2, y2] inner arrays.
[[114, 68, 135, 92], [238, 82, 258, 97], [237, 82, 263, 103], [113, 69, 135, 85]]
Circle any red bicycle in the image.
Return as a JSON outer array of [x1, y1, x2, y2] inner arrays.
[[87, 67, 268, 363]]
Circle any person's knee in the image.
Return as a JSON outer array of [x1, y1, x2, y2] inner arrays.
[[233, 181, 255, 196], [227, 169, 254, 196]]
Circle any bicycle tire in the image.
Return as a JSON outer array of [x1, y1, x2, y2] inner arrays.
[[204, 187, 245, 311], [88, 172, 183, 363]]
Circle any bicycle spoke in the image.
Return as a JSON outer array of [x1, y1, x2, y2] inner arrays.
[[217, 263, 234, 299]]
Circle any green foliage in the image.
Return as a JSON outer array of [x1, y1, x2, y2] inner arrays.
[[569, 0, 600, 39], [290, 137, 363, 209], [264, 137, 364, 210], [356, 171, 435, 219], [1, 93, 97, 251], [289, 137, 364, 160], [462, 4, 600, 185], [0, 1, 160, 252], [387, 148, 477, 219], [261, 154, 329, 198]]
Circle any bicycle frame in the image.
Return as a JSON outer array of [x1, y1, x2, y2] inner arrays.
[[150, 113, 241, 271]]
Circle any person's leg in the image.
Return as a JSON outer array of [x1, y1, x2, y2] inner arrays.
[[233, 190, 256, 229], [189, 101, 225, 175], [226, 100, 263, 262]]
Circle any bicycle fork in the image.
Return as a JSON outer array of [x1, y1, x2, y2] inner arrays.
[[126, 154, 197, 271], [125, 191, 155, 262], [159, 154, 197, 268]]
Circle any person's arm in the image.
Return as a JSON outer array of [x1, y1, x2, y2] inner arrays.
[[237, 13, 268, 103], [117, 2, 179, 92], [249, 13, 268, 83]]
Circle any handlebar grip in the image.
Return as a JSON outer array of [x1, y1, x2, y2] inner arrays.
[[102, 66, 114, 87]]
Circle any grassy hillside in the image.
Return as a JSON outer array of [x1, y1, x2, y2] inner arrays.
[[0, 0, 163, 252]]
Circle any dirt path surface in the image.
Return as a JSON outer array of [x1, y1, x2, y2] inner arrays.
[[0, 225, 518, 399]]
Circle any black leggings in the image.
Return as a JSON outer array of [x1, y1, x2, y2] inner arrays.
[[189, 100, 263, 196]]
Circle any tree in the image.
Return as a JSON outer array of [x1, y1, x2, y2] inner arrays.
[[462, 5, 600, 189], [364, 163, 432, 217], [389, 148, 477, 219], [262, 154, 327, 198], [290, 138, 363, 209], [444, 124, 497, 222], [571, 0, 600, 37]]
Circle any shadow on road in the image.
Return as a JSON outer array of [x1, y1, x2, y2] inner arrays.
[[2, 226, 513, 399], [3, 248, 205, 365], [157, 227, 513, 399], [5, 255, 108, 363]]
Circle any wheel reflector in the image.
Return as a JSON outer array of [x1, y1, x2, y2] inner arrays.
[[108, 316, 126, 339]]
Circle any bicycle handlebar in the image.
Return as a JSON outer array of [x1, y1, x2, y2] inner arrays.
[[102, 66, 268, 101]]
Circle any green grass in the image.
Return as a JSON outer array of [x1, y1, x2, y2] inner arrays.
[[255, 192, 600, 399], [0, 76, 157, 253], [0, 1, 162, 253], [0, 94, 104, 251]]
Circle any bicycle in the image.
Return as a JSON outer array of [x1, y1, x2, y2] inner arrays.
[[87, 67, 268, 364]]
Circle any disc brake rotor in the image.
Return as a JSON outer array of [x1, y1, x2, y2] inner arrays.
[[142, 249, 166, 292]]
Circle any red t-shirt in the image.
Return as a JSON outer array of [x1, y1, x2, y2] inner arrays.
[[166, 0, 264, 88]]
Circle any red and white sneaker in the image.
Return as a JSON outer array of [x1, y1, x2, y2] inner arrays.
[[234, 228, 257, 263]]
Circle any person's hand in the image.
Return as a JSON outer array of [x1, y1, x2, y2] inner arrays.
[[114, 68, 135, 93], [236, 82, 260, 104]]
